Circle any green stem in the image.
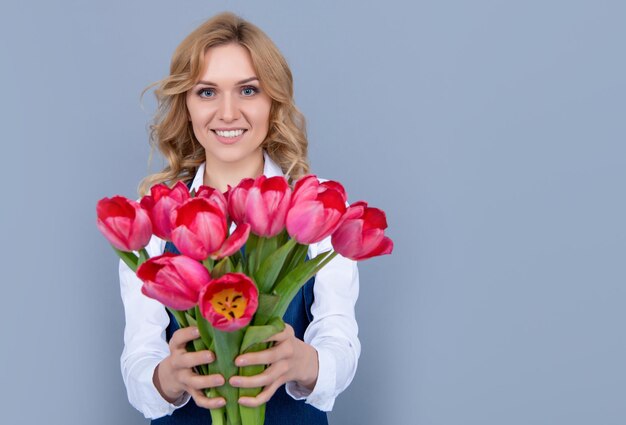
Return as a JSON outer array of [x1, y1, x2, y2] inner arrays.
[[253, 236, 266, 275], [138, 248, 150, 266], [203, 257, 215, 271], [213, 328, 245, 425], [113, 247, 139, 272], [166, 307, 189, 328]]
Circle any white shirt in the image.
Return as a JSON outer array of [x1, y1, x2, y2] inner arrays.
[[119, 153, 361, 419]]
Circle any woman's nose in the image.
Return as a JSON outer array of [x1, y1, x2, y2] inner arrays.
[[218, 93, 239, 122]]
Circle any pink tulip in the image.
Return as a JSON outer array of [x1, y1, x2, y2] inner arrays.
[[96, 196, 152, 251], [137, 253, 211, 311], [286, 175, 348, 244], [171, 198, 250, 261], [245, 176, 292, 237], [140, 181, 190, 240], [196, 185, 228, 217], [227, 178, 255, 225], [331, 201, 394, 261], [199, 273, 258, 331]]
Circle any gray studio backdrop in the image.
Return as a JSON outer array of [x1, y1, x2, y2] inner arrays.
[[1, 1, 624, 424]]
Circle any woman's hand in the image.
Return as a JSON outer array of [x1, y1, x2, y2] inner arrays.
[[153, 326, 226, 409], [228, 324, 319, 407]]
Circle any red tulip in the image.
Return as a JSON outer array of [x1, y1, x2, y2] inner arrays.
[[286, 175, 348, 244], [196, 185, 228, 217], [171, 198, 250, 261], [199, 273, 258, 331], [140, 181, 190, 240], [331, 201, 394, 260], [96, 196, 152, 251], [245, 176, 292, 237], [137, 253, 211, 311]]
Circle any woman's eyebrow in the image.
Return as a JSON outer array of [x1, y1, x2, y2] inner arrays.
[[196, 77, 259, 86]]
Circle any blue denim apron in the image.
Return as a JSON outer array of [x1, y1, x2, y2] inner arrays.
[[151, 239, 328, 425]]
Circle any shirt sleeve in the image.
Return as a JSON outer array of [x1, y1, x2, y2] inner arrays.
[[284, 236, 361, 411], [119, 234, 192, 419]]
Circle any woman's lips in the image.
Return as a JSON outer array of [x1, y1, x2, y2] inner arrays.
[[212, 129, 247, 145]]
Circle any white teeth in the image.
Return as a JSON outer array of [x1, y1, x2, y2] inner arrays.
[[215, 129, 245, 138]]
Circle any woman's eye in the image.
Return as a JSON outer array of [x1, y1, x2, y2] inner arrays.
[[241, 86, 259, 96], [198, 88, 215, 98]]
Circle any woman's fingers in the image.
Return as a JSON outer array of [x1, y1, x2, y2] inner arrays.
[[235, 341, 292, 367], [263, 323, 295, 343], [188, 387, 226, 410], [171, 349, 215, 370], [238, 379, 284, 407], [169, 326, 201, 351], [230, 362, 287, 389], [184, 373, 225, 390]]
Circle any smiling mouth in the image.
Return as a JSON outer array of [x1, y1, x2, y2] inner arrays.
[[212, 129, 247, 138]]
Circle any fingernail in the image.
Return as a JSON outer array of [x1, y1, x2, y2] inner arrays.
[[205, 352, 213, 362], [236, 358, 246, 366], [217, 399, 226, 407], [193, 327, 200, 337], [230, 377, 241, 386]]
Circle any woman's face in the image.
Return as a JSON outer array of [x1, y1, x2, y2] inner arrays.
[[186, 43, 272, 168]]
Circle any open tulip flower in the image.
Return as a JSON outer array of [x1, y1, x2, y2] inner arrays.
[[331, 201, 394, 261], [199, 273, 259, 332], [170, 197, 250, 261], [286, 175, 348, 244], [137, 252, 211, 311], [96, 196, 152, 252], [140, 181, 190, 241]]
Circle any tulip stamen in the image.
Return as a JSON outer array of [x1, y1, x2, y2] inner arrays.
[[210, 288, 249, 322]]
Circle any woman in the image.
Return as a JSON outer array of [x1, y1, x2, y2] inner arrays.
[[119, 12, 360, 424]]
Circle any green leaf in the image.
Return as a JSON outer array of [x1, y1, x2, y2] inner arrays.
[[194, 306, 214, 351], [239, 394, 265, 424], [167, 307, 189, 328], [234, 259, 244, 274], [270, 251, 334, 318], [254, 238, 297, 293], [253, 293, 281, 326], [276, 242, 308, 284], [202, 257, 214, 272], [240, 317, 285, 354], [211, 256, 234, 279]]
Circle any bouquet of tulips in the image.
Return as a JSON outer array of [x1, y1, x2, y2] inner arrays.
[[96, 174, 393, 425]]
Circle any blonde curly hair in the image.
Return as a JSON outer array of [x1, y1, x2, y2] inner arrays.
[[138, 12, 309, 196]]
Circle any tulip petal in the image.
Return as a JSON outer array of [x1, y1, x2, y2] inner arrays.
[[286, 201, 325, 243], [213, 223, 251, 259], [171, 225, 209, 260]]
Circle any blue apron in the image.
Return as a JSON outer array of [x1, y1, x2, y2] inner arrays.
[[151, 239, 328, 425]]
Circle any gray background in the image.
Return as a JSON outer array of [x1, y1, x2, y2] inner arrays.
[[1, 0, 624, 424]]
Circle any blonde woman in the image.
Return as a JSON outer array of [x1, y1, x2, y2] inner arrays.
[[119, 12, 360, 425]]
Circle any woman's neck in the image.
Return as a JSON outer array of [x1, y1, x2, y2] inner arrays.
[[203, 150, 265, 192]]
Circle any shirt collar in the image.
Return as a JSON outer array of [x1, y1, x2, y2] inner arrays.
[[189, 151, 284, 192]]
